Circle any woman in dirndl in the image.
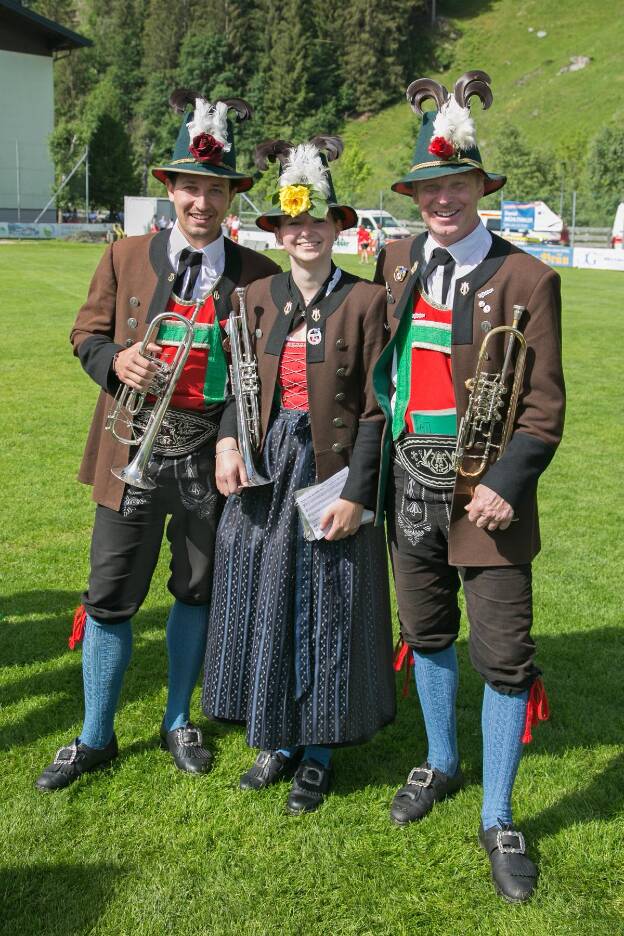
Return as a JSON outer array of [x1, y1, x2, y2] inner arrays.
[[202, 136, 395, 814]]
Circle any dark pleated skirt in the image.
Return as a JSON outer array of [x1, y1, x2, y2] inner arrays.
[[202, 408, 396, 749]]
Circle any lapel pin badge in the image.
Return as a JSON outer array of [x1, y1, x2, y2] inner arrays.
[[459, 281, 470, 296], [393, 266, 408, 283], [307, 328, 322, 346], [311, 307, 321, 322], [283, 300, 293, 316]]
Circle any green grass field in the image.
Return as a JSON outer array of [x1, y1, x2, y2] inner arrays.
[[1, 242, 623, 936]]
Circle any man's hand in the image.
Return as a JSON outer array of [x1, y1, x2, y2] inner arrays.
[[320, 498, 364, 541], [215, 438, 249, 496], [464, 484, 514, 531], [114, 341, 160, 392]]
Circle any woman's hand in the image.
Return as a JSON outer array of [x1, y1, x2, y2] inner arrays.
[[215, 438, 249, 496], [320, 498, 364, 541]]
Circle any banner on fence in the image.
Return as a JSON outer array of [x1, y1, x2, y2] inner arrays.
[[518, 245, 573, 267], [0, 222, 111, 239], [572, 247, 624, 272]]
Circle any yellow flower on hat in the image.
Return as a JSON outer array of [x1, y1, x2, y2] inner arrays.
[[279, 184, 312, 217]]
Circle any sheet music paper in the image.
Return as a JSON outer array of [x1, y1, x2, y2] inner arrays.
[[295, 467, 374, 541]]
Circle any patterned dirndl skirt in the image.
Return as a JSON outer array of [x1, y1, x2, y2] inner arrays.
[[202, 408, 396, 750]]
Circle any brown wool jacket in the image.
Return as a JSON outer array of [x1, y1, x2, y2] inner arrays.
[[373, 232, 565, 566], [70, 229, 280, 510], [218, 270, 388, 512]]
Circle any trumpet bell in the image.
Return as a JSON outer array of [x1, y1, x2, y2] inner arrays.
[[111, 462, 157, 491]]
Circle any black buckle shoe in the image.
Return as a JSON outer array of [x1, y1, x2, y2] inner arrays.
[[159, 721, 212, 774], [240, 750, 299, 791], [35, 735, 118, 791], [286, 759, 331, 815], [479, 823, 538, 903], [390, 762, 464, 826]]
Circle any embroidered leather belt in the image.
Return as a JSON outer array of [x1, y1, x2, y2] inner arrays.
[[133, 406, 221, 456], [394, 434, 457, 490]]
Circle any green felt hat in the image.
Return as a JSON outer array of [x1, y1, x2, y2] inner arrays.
[[254, 137, 357, 232], [392, 72, 506, 197], [152, 90, 254, 193]]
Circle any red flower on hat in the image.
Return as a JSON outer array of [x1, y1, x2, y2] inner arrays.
[[189, 133, 224, 164], [428, 136, 455, 160]]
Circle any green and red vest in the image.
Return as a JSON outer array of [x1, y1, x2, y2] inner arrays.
[[154, 293, 228, 411], [392, 288, 456, 439]]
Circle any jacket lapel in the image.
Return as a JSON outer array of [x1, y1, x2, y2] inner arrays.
[[451, 234, 512, 345], [147, 229, 176, 323], [213, 237, 243, 323]]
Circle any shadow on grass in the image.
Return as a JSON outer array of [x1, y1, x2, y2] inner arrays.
[[0, 600, 171, 751], [0, 862, 122, 935], [0, 590, 85, 666]]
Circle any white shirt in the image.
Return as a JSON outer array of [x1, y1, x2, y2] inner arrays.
[[167, 222, 226, 298], [422, 221, 492, 306], [390, 221, 493, 403]]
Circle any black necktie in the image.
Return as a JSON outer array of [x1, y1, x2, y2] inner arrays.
[[420, 247, 455, 305], [173, 248, 203, 300]]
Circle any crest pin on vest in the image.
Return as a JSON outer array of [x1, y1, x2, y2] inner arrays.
[[459, 281, 470, 296]]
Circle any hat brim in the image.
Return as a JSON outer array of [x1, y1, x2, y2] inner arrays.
[[152, 162, 254, 193], [392, 164, 506, 197], [255, 203, 357, 232]]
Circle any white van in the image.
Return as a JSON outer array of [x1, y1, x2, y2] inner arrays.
[[611, 202, 624, 249], [356, 210, 411, 241]]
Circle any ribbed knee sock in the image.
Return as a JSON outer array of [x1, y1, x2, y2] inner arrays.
[[164, 600, 209, 731], [481, 683, 528, 830], [80, 616, 132, 749], [412, 646, 459, 776]]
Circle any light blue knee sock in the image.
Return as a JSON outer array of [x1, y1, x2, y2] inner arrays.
[[164, 600, 209, 731], [481, 683, 528, 830], [80, 616, 132, 749], [277, 745, 332, 768], [412, 646, 459, 776]]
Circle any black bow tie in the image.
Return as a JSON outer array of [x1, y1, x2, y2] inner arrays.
[[420, 247, 455, 305], [173, 248, 203, 300]]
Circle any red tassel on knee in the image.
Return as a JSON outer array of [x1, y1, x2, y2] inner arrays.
[[521, 677, 550, 744], [68, 604, 87, 650], [393, 638, 414, 698]]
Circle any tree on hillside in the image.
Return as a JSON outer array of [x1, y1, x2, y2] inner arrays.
[[587, 124, 624, 219], [491, 124, 559, 206]]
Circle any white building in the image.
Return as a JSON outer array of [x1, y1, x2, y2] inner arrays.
[[0, 0, 89, 222]]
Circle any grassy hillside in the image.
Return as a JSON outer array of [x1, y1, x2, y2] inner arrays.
[[337, 0, 623, 217]]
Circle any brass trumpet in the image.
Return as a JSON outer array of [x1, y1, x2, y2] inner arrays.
[[228, 287, 270, 486], [454, 304, 527, 479], [106, 301, 201, 490]]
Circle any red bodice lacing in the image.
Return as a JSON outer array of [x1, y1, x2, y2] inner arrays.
[[278, 338, 308, 411]]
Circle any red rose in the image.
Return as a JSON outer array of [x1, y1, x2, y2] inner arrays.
[[189, 133, 224, 163], [428, 136, 455, 159]]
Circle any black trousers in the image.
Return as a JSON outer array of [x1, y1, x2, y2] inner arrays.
[[82, 441, 223, 624], [387, 459, 538, 695]]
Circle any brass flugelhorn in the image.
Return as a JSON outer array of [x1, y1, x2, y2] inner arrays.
[[106, 300, 201, 490], [228, 287, 270, 486], [454, 304, 527, 478]]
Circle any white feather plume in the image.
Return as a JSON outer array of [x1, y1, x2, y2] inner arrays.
[[278, 144, 331, 198], [188, 99, 231, 151], [432, 97, 476, 151]]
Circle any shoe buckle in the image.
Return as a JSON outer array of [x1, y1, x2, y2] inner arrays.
[[256, 751, 272, 768], [496, 829, 526, 855], [53, 742, 78, 765], [300, 766, 323, 786], [180, 728, 201, 746], [407, 767, 434, 788]]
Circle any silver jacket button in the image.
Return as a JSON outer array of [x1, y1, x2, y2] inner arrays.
[[332, 442, 344, 453], [129, 297, 140, 308], [335, 338, 345, 349], [334, 392, 345, 402], [127, 317, 138, 329], [336, 367, 347, 378], [255, 328, 263, 339], [125, 338, 134, 347], [333, 417, 345, 428], [481, 320, 492, 333]]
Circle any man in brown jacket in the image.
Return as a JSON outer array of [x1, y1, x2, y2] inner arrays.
[[36, 91, 279, 792], [372, 73, 565, 902]]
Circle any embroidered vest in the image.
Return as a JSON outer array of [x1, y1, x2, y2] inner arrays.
[[154, 292, 228, 411], [392, 288, 456, 439]]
